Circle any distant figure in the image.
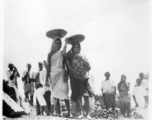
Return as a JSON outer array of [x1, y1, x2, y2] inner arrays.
[[22, 64, 32, 104], [6, 63, 20, 89], [102, 72, 116, 110], [117, 75, 130, 118], [133, 78, 148, 119], [139, 73, 149, 106], [36, 62, 46, 86]]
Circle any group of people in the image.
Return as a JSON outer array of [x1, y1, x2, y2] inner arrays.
[[3, 29, 149, 119], [4, 29, 94, 118], [101, 72, 149, 118]]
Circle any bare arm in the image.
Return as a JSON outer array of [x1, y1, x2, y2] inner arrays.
[[16, 70, 20, 77], [133, 95, 138, 107], [62, 38, 68, 56], [46, 53, 51, 82]]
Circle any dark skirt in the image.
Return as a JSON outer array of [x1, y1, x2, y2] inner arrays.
[[70, 76, 93, 101], [119, 101, 130, 115], [118, 92, 131, 115], [103, 94, 116, 108]]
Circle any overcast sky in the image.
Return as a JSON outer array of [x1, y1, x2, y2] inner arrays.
[[3, 0, 149, 95]]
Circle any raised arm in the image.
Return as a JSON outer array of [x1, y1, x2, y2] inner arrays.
[[10, 69, 18, 80], [13, 67, 20, 77], [62, 37, 68, 56], [16, 69, 20, 77]]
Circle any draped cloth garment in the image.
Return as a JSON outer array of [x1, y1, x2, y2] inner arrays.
[[50, 50, 69, 100]]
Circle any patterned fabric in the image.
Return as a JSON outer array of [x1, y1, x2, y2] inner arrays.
[[72, 54, 90, 78], [117, 81, 130, 103], [118, 92, 130, 103]]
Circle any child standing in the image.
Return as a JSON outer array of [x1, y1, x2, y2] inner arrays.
[[34, 83, 49, 115]]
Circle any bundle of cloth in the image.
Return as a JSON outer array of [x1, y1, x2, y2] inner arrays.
[[71, 54, 90, 79]]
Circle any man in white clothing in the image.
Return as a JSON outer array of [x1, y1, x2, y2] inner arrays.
[[139, 73, 148, 106], [101, 72, 116, 110], [36, 62, 46, 86], [133, 78, 147, 118], [34, 83, 49, 115]]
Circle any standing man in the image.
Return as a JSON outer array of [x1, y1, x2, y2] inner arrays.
[[133, 78, 147, 118], [101, 72, 116, 110], [36, 62, 46, 86], [22, 64, 32, 104], [139, 73, 149, 106], [6, 63, 20, 89]]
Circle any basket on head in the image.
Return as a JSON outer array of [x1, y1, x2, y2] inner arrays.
[[46, 29, 67, 40], [68, 34, 85, 44]]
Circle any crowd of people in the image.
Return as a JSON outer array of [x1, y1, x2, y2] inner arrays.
[[3, 29, 149, 119], [101, 72, 148, 119]]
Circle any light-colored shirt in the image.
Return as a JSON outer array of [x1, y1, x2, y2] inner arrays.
[[38, 70, 46, 86], [141, 79, 148, 89], [88, 74, 95, 92], [102, 79, 115, 94], [133, 86, 146, 107], [141, 79, 148, 96]]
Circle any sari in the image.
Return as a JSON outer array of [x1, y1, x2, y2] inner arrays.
[[49, 49, 69, 100], [66, 50, 93, 101], [117, 81, 130, 117]]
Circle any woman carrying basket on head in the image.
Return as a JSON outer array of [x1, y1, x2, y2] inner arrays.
[[65, 34, 94, 118], [45, 29, 70, 117]]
